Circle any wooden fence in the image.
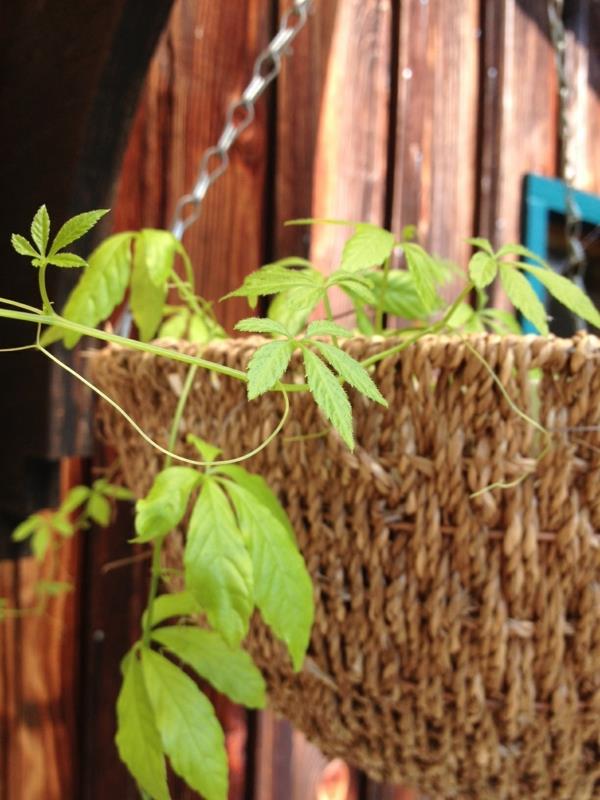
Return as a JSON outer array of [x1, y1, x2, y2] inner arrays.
[[1, 0, 599, 797]]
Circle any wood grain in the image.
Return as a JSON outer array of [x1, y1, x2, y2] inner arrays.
[[391, 0, 480, 269], [567, 0, 600, 193], [0, 460, 82, 800]]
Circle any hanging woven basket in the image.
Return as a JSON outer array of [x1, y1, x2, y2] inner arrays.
[[91, 332, 600, 799]]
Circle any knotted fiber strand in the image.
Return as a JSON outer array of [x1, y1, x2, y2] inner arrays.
[[91, 333, 600, 799]]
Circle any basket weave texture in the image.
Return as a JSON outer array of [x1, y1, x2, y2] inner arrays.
[[91, 333, 600, 799]]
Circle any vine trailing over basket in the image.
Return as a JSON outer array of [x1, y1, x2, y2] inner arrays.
[[2, 205, 600, 799]]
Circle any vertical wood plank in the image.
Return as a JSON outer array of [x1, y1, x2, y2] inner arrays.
[[0, 460, 82, 800], [309, 0, 392, 316], [113, 0, 273, 332], [391, 0, 480, 267], [567, 0, 600, 193], [477, 1, 557, 247]]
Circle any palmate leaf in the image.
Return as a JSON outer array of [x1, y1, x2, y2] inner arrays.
[[141, 648, 228, 800], [44, 232, 135, 348], [302, 347, 354, 448], [367, 270, 429, 319], [499, 264, 549, 335], [520, 264, 600, 329], [31, 205, 50, 256], [235, 317, 290, 337], [131, 236, 169, 341], [140, 229, 177, 287], [224, 481, 313, 670], [184, 479, 253, 646], [116, 651, 169, 800], [246, 339, 294, 399], [216, 464, 295, 543], [466, 236, 494, 256], [144, 591, 202, 628], [311, 341, 387, 406], [11, 234, 39, 259], [402, 243, 440, 310], [468, 251, 497, 289], [186, 433, 222, 464], [267, 288, 316, 336], [340, 223, 395, 272], [152, 626, 267, 708], [134, 467, 200, 542], [305, 320, 349, 339], [224, 263, 324, 303], [49, 209, 109, 255], [45, 253, 88, 268]]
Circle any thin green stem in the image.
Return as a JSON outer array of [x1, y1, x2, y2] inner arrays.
[[0, 297, 44, 314], [360, 284, 473, 369], [165, 365, 198, 467], [142, 362, 198, 644], [323, 292, 334, 323], [38, 342, 292, 467], [0, 305, 310, 392], [38, 264, 53, 314]]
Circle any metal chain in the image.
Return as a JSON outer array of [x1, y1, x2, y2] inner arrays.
[[170, 0, 313, 241], [547, 0, 587, 315]]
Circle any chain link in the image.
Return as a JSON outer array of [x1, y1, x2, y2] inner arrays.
[[547, 0, 587, 323], [171, 0, 313, 241]]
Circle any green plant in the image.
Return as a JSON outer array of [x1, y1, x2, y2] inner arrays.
[[3, 206, 600, 799]]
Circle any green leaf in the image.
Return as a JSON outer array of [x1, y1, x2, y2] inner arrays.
[[188, 311, 226, 344], [466, 236, 494, 256], [50, 514, 75, 537], [92, 479, 134, 501], [481, 308, 521, 335], [49, 209, 109, 255], [312, 341, 387, 406], [340, 223, 395, 272], [143, 591, 202, 629], [116, 651, 170, 800], [60, 485, 91, 514], [332, 275, 377, 306], [468, 251, 498, 289], [402, 243, 440, 310], [224, 482, 313, 671], [224, 264, 324, 301], [267, 288, 319, 335], [135, 467, 200, 542], [496, 243, 547, 267], [140, 229, 177, 287], [520, 264, 600, 329], [445, 302, 484, 332], [186, 433, 221, 463], [11, 234, 39, 259], [47, 232, 134, 348], [367, 270, 429, 319], [11, 515, 40, 542], [152, 626, 266, 708], [158, 309, 189, 339], [31, 526, 51, 560], [302, 347, 354, 449], [234, 317, 290, 337], [86, 492, 112, 527], [246, 340, 294, 400], [216, 465, 295, 543], [185, 479, 253, 646], [31, 205, 50, 256], [499, 264, 549, 335], [305, 320, 349, 339], [131, 236, 169, 341], [142, 648, 227, 800], [45, 253, 88, 268]]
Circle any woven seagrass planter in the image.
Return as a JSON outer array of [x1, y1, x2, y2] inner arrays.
[[92, 333, 600, 800]]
